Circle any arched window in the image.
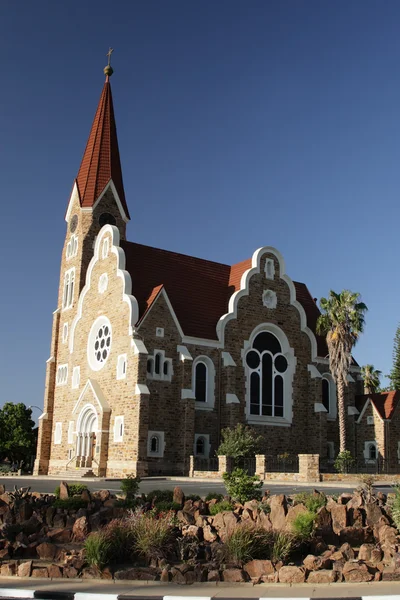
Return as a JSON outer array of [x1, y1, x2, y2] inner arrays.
[[322, 378, 330, 413], [245, 331, 288, 417], [155, 353, 161, 375], [147, 358, 153, 374], [163, 361, 169, 376], [150, 435, 159, 454], [195, 362, 207, 402], [369, 444, 377, 460], [196, 436, 206, 456]]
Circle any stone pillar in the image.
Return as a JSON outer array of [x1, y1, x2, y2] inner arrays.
[[255, 455, 266, 479], [189, 455, 195, 477], [218, 455, 233, 475], [298, 454, 320, 483]]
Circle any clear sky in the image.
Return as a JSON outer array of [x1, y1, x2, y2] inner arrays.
[[1, 0, 399, 414]]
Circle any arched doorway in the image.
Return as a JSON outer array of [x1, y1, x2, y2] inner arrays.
[[76, 405, 98, 468]]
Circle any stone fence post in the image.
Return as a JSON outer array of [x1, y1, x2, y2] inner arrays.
[[298, 454, 320, 483], [189, 455, 194, 478], [218, 455, 233, 475], [255, 455, 266, 479]]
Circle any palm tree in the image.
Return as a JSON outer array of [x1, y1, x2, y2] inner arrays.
[[361, 364, 382, 394], [316, 290, 367, 453]]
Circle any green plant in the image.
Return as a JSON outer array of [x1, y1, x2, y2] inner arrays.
[[361, 364, 382, 394], [205, 492, 224, 502], [334, 450, 355, 474], [54, 483, 88, 499], [146, 489, 174, 504], [257, 501, 271, 514], [209, 500, 234, 515], [291, 510, 316, 540], [0, 464, 11, 473], [115, 497, 142, 509], [391, 485, 400, 531], [152, 501, 181, 513], [388, 324, 400, 390], [217, 424, 263, 459], [53, 498, 88, 510], [121, 474, 141, 499], [223, 523, 273, 566], [270, 531, 297, 563], [185, 494, 201, 502], [294, 492, 326, 513], [222, 468, 263, 503], [128, 509, 175, 560], [103, 518, 134, 563], [84, 532, 111, 569]]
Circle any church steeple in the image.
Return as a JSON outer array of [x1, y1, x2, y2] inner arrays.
[[74, 54, 130, 220]]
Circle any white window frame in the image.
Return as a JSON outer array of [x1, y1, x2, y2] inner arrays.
[[243, 323, 295, 426], [98, 273, 108, 294], [322, 373, 337, 421], [156, 327, 164, 337], [54, 422, 62, 445], [66, 234, 78, 260], [114, 416, 124, 442], [56, 364, 68, 386], [147, 430, 165, 457], [68, 421, 75, 444], [264, 258, 275, 280], [146, 349, 173, 382], [102, 238, 109, 259], [363, 441, 378, 463], [87, 316, 112, 372], [367, 415, 374, 425], [72, 366, 80, 389], [192, 356, 215, 411], [62, 322, 69, 344], [116, 354, 127, 380], [194, 433, 210, 458], [62, 267, 75, 310]]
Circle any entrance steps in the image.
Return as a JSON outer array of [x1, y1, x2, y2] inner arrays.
[[55, 467, 97, 479]]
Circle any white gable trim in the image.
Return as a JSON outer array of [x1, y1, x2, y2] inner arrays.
[[356, 398, 383, 424], [65, 180, 129, 224], [348, 406, 360, 416], [222, 352, 236, 367], [226, 393, 240, 404], [314, 402, 328, 413], [131, 338, 148, 354], [72, 379, 111, 415], [216, 246, 319, 359], [65, 181, 80, 223], [308, 364, 322, 379], [69, 225, 139, 353], [177, 345, 193, 362], [137, 287, 185, 338]]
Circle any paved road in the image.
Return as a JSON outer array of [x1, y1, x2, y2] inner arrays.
[[0, 475, 393, 497]]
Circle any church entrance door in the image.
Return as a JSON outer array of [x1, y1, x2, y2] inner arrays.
[[76, 405, 98, 468]]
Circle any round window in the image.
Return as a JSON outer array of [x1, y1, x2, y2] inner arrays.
[[274, 354, 288, 373], [246, 350, 260, 369], [87, 316, 112, 371]]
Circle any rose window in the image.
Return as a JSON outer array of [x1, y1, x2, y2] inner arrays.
[[87, 317, 112, 371]]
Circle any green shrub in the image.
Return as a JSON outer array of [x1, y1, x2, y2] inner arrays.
[[391, 485, 400, 531], [185, 494, 201, 502], [270, 531, 297, 563], [152, 501, 181, 513], [121, 474, 141, 499], [54, 483, 88, 499], [84, 532, 111, 569], [294, 492, 326, 513], [205, 492, 224, 502], [128, 509, 175, 560], [291, 510, 316, 540], [115, 497, 142, 509], [217, 424, 263, 459], [146, 489, 174, 504], [209, 500, 234, 515], [223, 523, 272, 565], [257, 501, 271, 514], [103, 518, 134, 563], [0, 464, 11, 473], [334, 450, 354, 474], [53, 498, 87, 510], [222, 468, 263, 503]]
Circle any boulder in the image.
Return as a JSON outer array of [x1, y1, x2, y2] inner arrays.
[[59, 482, 69, 500], [256, 510, 272, 531], [303, 554, 331, 571], [342, 560, 373, 582], [63, 566, 78, 578], [45, 507, 55, 527], [286, 503, 307, 530], [244, 559, 274, 579], [365, 503, 383, 527], [32, 567, 49, 578], [47, 528, 71, 543], [307, 569, 337, 583], [115, 567, 157, 580], [348, 507, 363, 528], [72, 516, 89, 542], [160, 568, 170, 582], [339, 542, 355, 560], [203, 524, 217, 543], [173, 486, 185, 507], [339, 526, 372, 546], [82, 566, 101, 579], [222, 568, 247, 582], [346, 492, 363, 510], [181, 525, 202, 539], [1, 562, 16, 576], [0, 548, 11, 560], [208, 569, 220, 581], [53, 514, 66, 529], [278, 565, 306, 583], [36, 542, 57, 561], [17, 560, 32, 577], [270, 494, 287, 530], [358, 543, 376, 562], [18, 501, 33, 522], [339, 493, 353, 504], [331, 503, 347, 534], [48, 564, 63, 579]]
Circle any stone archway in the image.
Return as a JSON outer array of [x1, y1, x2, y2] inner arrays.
[[76, 404, 98, 468]]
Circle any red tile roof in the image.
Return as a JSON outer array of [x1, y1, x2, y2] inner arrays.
[[75, 79, 130, 219], [122, 240, 328, 355], [356, 391, 400, 420]]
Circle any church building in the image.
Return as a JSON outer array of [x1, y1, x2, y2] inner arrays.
[[34, 63, 367, 478]]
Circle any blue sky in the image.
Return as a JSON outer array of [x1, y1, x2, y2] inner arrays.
[[1, 0, 399, 413]]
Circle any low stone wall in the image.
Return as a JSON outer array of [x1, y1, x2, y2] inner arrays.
[[322, 473, 400, 483], [264, 472, 302, 481], [192, 470, 222, 479]]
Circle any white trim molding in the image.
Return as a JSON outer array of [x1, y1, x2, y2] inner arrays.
[[135, 383, 150, 396], [177, 345, 193, 362], [226, 393, 240, 404], [308, 364, 322, 379], [222, 351, 236, 367], [147, 431, 165, 458]]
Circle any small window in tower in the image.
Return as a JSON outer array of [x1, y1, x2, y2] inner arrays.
[[147, 431, 164, 457], [163, 361, 169, 376], [117, 354, 127, 380], [155, 353, 161, 375]]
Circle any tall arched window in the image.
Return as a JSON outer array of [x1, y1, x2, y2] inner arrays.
[[246, 331, 288, 417], [195, 362, 207, 402], [322, 378, 330, 413], [150, 435, 159, 454], [196, 436, 206, 456], [155, 353, 161, 375]]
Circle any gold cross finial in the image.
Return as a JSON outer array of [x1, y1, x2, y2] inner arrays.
[[106, 47, 114, 66], [104, 47, 114, 78]]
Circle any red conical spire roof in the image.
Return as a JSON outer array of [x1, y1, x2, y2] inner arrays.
[[75, 76, 130, 219]]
